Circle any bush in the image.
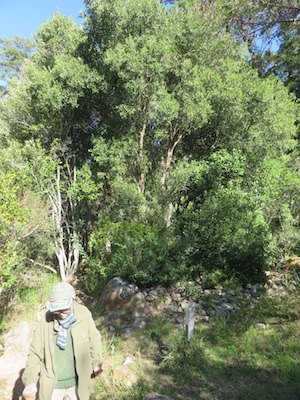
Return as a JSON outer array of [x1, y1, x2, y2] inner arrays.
[[84, 219, 174, 291], [173, 187, 272, 284], [170, 150, 274, 284]]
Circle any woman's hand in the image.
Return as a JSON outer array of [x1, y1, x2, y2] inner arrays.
[[22, 383, 38, 399], [93, 365, 103, 378]]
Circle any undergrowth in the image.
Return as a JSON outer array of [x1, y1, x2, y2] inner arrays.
[[1, 273, 299, 400], [93, 292, 300, 400]]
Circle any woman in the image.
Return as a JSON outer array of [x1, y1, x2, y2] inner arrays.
[[22, 282, 103, 400]]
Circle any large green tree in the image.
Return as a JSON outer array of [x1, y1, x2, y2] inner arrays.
[[83, 0, 237, 194], [1, 13, 103, 281], [1, 0, 299, 289], [80, 0, 298, 286], [3, 13, 101, 156], [82, 0, 297, 211]]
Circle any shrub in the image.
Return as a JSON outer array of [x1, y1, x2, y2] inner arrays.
[[85, 219, 173, 291]]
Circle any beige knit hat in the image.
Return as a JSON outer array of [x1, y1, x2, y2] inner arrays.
[[49, 282, 76, 312]]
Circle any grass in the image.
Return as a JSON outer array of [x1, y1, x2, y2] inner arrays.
[[0, 273, 59, 336], [92, 292, 300, 400], [1, 275, 299, 400]]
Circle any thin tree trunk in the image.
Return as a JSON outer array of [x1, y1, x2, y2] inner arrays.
[[161, 131, 183, 228], [161, 132, 182, 191], [50, 165, 80, 281], [138, 122, 147, 194]]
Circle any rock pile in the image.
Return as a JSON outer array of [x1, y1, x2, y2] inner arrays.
[[99, 270, 296, 335], [97, 271, 298, 397]]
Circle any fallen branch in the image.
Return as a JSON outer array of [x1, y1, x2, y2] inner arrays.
[[27, 259, 57, 274]]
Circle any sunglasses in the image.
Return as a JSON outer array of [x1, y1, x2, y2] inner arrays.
[[53, 308, 71, 315]]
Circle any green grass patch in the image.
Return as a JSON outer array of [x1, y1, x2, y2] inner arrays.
[[94, 292, 300, 400]]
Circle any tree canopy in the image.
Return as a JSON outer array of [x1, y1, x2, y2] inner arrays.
[[0, 0, 299, 296]]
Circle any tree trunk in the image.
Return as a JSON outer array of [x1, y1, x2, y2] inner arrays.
[[161, 132, 182, 191], [161, 131, 183, 227], [138, 122, 147, 194], [50, 166, 80, 281]]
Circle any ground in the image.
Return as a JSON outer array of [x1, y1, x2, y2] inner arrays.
[[0, 321, 33, 400]]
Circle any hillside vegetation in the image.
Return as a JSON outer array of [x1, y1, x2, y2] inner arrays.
[[1, 8, 300, 400], [2, 271, 299, 400], [1, 1, 300, 305]]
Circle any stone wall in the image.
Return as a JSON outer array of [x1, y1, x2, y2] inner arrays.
[[99, 270, 297, 335]]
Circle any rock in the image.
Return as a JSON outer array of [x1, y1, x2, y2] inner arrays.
[[143, 394, 174, 400], [171, 293, 181, 302], [100, 277, 138, 310], [85, 273, 296, 338], [112, 364, 138, 387], [145, 293, 156, 302], [175, 315, 184, 324], [180, 299, 189, 310], [202, 315, 210, 322], [164, 297, 172, 306], [3, 321, 32, 355], [254, 323, 268, 330], [134, 291, 146, 303]]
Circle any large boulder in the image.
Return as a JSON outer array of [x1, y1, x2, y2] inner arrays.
[[100, 277, 138, 310]]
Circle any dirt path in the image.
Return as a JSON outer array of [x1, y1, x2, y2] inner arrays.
[[0, 321, 34, 400]]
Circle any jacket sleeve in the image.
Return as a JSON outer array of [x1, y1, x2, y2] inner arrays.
[[22, 317, 44, 386], [88, 311, 103, 370]]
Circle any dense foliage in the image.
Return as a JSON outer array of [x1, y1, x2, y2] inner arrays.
[[0, 0, 300, 299]]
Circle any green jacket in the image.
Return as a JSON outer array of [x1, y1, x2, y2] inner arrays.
[[22, 301, 102, 400]]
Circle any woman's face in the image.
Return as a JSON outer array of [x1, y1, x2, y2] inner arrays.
[[53, 308, 71, 319]]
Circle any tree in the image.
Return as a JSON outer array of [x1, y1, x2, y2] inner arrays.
[[78, 0, 299, 286], [0, 133, 57, 296], [216, 0, 300, 98], [1, 13, 102, 281], [83, 0, 237, 195], [1, 0, 299, 288], [0, 36, 34, 96], [84, 0, 297, 192], [2, 13, 102, 155]]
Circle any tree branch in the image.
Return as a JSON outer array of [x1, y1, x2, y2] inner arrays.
[[27, 258, 57, 274]]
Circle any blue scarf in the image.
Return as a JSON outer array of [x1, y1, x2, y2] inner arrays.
[[56, 311, 77, 350]]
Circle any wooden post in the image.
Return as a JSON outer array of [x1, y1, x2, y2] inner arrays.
[[185, 301, 195, 342]]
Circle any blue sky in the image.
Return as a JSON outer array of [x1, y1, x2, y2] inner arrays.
[[1, 0, 85, 39]]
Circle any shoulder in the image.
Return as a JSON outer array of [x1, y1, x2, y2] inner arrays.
[[73, 301, 92, 319], [30, 309, 54, 339]]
